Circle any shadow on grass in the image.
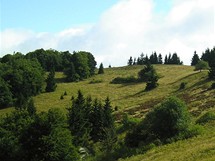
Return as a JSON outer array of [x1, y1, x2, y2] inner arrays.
[[55, 77, 66, 83]]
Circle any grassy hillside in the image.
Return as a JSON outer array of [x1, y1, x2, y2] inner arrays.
[[0, 64, 215, 160], [0, 65, 214, 116]]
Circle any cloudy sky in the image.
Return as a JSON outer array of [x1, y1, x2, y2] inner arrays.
[[1, 0, 214, 66]]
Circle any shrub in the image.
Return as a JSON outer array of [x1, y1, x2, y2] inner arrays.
[[125, 97, 198, 147], [179, 82, 186, 90], [111, 76, 137, 84], [196, 112, 215, 124]]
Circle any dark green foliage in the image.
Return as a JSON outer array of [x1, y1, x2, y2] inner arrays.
[[68, 91, 116, 146], [111, 76, 137, 84], [179, 82, 187, 90], [201, 47, 215, 79], [68, 90, 91, 146], [0, 58, 44, 108], [0, 108, 79, 161], [138, 63, 159, 90], [60, 95, 64, 100], [45, 69, 57, 92], [64, 62, 80, 82], [64, 91, 68, 96], [128, 56, 133, 66], [0, 110, 33, 161], [191, 51, 200, 66], [0, 78, 13, 108], [27, 98, 36, 116], [196, 112, 215, 124], [21, 108, 79, 161], [125, 97, 197, 147], [211, 82, 215, 89], [98, 63, 104, 74], [164, 53, 183, 65], [194, 60, 209, 72]]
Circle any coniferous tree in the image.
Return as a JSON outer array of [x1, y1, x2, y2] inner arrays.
[[158, 54, 163, 64], [191, 51, 200, 66], [164, 55, 168, 64], [45, 69, 57, 92], [0, 78, 13, 108], [67, 90, 91, 146], [64, 62, 79, 82], [98, 63, 104, 74], [128, 56, 133, 66], [145, 64, 159, 91]]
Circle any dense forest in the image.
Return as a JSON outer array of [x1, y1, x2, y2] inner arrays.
[[0, 47, 215, 161]]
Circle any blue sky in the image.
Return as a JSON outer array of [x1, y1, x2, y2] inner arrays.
[[1, 0, 214, 66], [1, 0, 118, 32]]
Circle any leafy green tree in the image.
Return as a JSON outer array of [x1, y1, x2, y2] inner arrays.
[[64, 62, 80, 82], [21, 108, 79, 161], [191, 51, 200, 66], [46, 69, 57, 92], [98, 63, 104, 74], [0, 78, 13, 108], [195, 60, 209, 72], [125, 97, 194, 147]]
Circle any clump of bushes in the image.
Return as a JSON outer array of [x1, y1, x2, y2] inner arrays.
[[196, 111, 215, 124], [179, 82, 187, 90], [111, 76, 137, 84], [125, 97, 201, 147]]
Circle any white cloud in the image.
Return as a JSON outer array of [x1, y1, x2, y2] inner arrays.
[[0, 0, 214, 66]]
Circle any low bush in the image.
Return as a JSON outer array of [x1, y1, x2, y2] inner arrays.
[[125, 97, 200, 147], [111, 76, 137, 84], [179, 82, 187, 90]]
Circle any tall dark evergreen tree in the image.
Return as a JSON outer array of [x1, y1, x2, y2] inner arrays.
[[64, 62, 79, 82], [67, 90, 91, 146], [158, 54, 163, 64], [45, 69, 57, 92], [128, 56, 133, 66], [191, 51, 200, 66], [98, 63, 104, 74], [164, 55, 168, 64]]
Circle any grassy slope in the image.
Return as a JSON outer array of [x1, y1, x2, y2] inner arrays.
[[0, 65, 214, 160]]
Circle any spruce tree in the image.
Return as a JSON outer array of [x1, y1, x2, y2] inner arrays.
[[191, 51, 200, 66], [45, 69, 57, 92], [128, 56, 133, 66], [67, 90, 91, 146], [98, 63, 104, 74], [158, 54, 163, 64]]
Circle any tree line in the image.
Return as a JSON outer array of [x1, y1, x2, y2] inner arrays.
[[128, 52, 183, 66], [191, 47, 215, 80]]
